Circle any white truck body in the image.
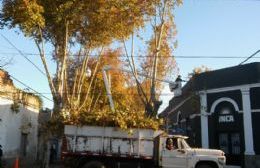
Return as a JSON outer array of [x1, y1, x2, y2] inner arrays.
[[62, 125, 226, 168], [64, 125, 161, 159]]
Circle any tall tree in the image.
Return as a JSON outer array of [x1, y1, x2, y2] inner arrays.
[[0, 0, 182, 135], [0, 0, 158, 116], [124, 0, 182, 117], [0, 1, 162, 166]]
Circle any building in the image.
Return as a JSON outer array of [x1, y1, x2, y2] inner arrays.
[[0, 69, 41, 164], [160, 62, 260, 167]]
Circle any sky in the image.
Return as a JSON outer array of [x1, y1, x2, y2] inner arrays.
[[0, 0, 259, 110]]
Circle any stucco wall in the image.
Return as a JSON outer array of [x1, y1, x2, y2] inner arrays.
[[0, 97, 39, 161]]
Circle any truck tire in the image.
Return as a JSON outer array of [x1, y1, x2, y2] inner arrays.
[[82, 161, 106, 168], [197, 164, 214, 168]]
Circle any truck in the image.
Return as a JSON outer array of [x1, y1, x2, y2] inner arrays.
[[61, 125, 226, 168]]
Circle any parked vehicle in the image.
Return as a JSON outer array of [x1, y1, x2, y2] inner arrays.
[[61, 125, 226, 168]]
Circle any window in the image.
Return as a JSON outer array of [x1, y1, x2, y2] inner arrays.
[[231, 133, 240, 154], [219, 133, 229, 154], [166, 138, 178, 150]]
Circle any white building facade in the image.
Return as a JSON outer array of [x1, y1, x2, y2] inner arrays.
[[0, 70, 41, 163]]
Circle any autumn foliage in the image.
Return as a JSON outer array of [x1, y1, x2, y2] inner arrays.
[[0, 0, 182, 130], [63, 49, 162, 130]]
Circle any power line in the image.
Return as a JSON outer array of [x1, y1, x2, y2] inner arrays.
[[0, 90, 175, 96], [0, 36, 54, 105], [0, 51, 260, 59], [7, 74, 53, 102], [239, 50, 260, 65], [0, 34, 47, 76]]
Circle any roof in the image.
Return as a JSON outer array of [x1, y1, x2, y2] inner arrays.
[[0, 69, 42, 109], [188, 62, 260, 91]]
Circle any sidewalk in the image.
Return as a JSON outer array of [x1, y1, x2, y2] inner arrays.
[[224, 166, 241, 168], [30, 163, 61, 168]]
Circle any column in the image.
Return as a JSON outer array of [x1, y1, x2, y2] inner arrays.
[[241, 88, 255, 155], [200, 91, 209, 148]]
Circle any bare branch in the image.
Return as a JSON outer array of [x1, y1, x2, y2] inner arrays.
[[0, 57, 13, 68], [122, 39, 149, 105], [87, 77, 99, 112], [35, 27, 57, 101], [76, 49, 90, 103], [92, 92, 102, 112], [79, 47, 104, 110], [151, 0, 168, 103], [58, 21, 69, 102]]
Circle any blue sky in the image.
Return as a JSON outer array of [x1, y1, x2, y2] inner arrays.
[[175, 0, 260, 75], [159, 0, 260, 111], [0, 0, 260, 110]]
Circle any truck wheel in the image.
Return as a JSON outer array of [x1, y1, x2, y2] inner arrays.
[[83, 161, 106, 168], [197, 164, 213, 168]]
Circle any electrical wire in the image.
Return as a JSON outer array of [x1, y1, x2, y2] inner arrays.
[[0, 90, 175, 96], [7, 74, 53, 102], [0, 34, 47, 76], [0, 35, 54, 102], [0, 51, 260, 59]]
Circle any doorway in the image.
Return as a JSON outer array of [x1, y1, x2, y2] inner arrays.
[[209, 99, 244, 166], [21, 133, 28, 156], [218, 132, 242, 165]]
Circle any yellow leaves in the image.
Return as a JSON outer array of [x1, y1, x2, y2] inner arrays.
[[176, 0, 183, 6], [110, 6, 119, 14], [1, 0, 45, 35], [2, 0, 156, 46], [66, 108, 162, 130], [64, 50, 162, 129], [1, 0, 172, 50], [193, 65, 211, 75], [188, 65, 212, 79]]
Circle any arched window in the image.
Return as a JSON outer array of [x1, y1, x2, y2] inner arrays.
[[210, 97, 239, 114]]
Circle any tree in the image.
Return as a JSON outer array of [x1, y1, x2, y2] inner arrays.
[[0, 0, 184, 132], [188, 65, 211, 78], [123, 0, 182, 117], [62, 48, 161, 130], [0, 0, 158, 116], [0, 0, 162, 166]]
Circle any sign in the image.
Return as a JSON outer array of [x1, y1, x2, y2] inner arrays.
[[218, 115, 234, 123]]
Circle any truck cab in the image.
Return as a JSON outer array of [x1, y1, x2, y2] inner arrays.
[[157, 135, 226, 168]]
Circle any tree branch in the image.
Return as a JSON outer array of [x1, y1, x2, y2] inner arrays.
[[76, 49, 90, 103], [35, 27, 57, 102], [58, 21, 69, 105], [122, 39, 149, 105], [151, 0, 168, 104], [79, 47, 104, 110]]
